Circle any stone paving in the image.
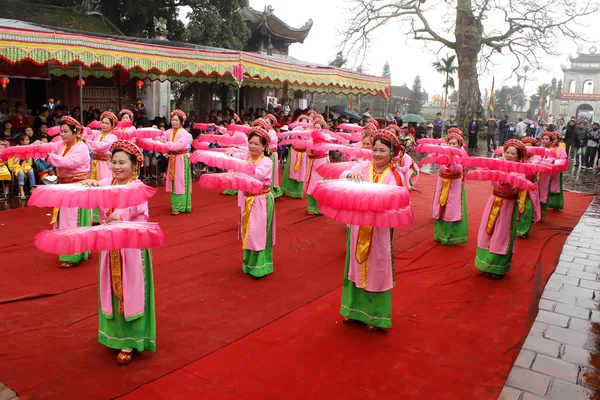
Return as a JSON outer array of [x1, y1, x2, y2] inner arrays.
[[500, 195, 600, 400]]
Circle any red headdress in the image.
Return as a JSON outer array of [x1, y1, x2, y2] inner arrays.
[[540, 131, 555, 141], [297, 114, 310, 123], [306, 110, 318, 117], [521, 136, 539, 146], [447, 127, 464, 137], [369, 119, 380, 129], [100, 111, 118, 127], [371, 129, 403, 156], [503, 139, 527, 161], [386, 123, 401, 135], [171, 109, 187, 123], [110, 140, 144, 167], [313, 116, 327, 129], [265, 114, 277, 125], [233, 113, 242, 124], [60, 116, 83, 135], [119, 109, 134, 120], [253, 118, 269, 131], [248, 127, 271, 146], [446, 132, 464, 147], [364, 122, 378, 132]]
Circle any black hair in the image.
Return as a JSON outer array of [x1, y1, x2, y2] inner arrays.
[[39, 106, 49, 113], [17, 133, 28, 144], [248, 132, 270, 157], [111, 148, 137, 166], [60, 122, 80, 135]]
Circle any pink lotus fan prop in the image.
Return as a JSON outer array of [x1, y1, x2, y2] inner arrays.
[[116, 120, 133, 129], [197, 134, 223, 143], [113, 129, 134, 140], [462, 157, 554, 175], [132, 128, 163, 139], [0, 143, 53, 159], [318, 204, 414, 228], [316, 161, 367, 179], [278, 139, 314, 149], [199, 172, 263, 194], [47, 126, 61, 137], [289, 122, 314, 129], [312, 180, 411, 212], [227, 124, 252, 134], [418, 154, 462, 167], [193, 123, 212, 131], [337, 123, 364, 132], [216, 132, 247, 147], [417, 138, 445, 145], [28, 181, 157, 209], [312, 143, 372, 160], [414, 143, 468, 157], [189, 151, 256, 175], [34, 222, 165, 254], [135, 138, 170, 153], [277, 131, 311, 139], [465, 170, 538, 191], [88, 121, 101, 129]]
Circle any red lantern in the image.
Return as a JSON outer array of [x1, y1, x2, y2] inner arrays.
[[136, 80, 144, 89], [76, 79, 85, 88], [0, 77, 9, 90]]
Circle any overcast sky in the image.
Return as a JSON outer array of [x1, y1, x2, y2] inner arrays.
[[182, 1, 600, 99]]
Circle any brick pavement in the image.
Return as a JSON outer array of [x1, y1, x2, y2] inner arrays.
[[500, 195, 600, 399]]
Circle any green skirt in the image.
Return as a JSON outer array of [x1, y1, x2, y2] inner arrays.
[[242, 195, 274, 278], [280, 155, 304, 199], [170, 155, 192, 213], [92, 208, 100, 223], [98, 249, 156, 352], [222, 189, 238, 196], [270, 153, 283, 199], [547, 173, 564, 210], [475, 203, 518, 276], [306, 194, 322, 215], [433, 184, 468, 245], [340, 228, 392, 329], [516, 195, 534, 238], [59, 208, 91, 263]]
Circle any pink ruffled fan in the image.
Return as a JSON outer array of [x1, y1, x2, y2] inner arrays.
[[418, 154, 462, 167], [48, 126, 61, 137], [465, 170, 538, 191], [136, 138, 170, 153], [318, 204, 414, 228], [196, 134, 222, 143], [312, 143, 372, 160], [28, 181, 157, 209], [199, 172, 263, 194], [554, 159, 569, 172], [414, 143, 468, 157], [278, 139, 313, 149], [193, 123, 212, 131], [320, 130, 350, 145], [316, 161, 367, 179], [417, 138, 445, 145], [277, 130, 311, 139], [192, 141, 240, 152], [289, 122, 314, 129], [462, 157, 554, 175], [113, 129, 134, 140], [132, 127, 162, 139], [494, 146, 554, 157], [34, 222, 164, 254], [88, 121, 101, 129], [116, 120, 133, 129], [51, 135, 62, 143], [227, 124, 252, 134], [216, 132, 247, 147], [0, 143, 53, 159], [189, 151, 256, 175], [312, 180, 411, 212], [337, 123, 364, 132]]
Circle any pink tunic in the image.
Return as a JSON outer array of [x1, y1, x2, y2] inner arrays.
[[305, 149, 329, 196], [239, 156, 275, 251], [341, 162, 404, 292], [526, 155, 542, 223], [268, 129, 280, 187], [86, 131, 117, 181], [550, 147, 567, 194], [161, 128, 191, 194], [98, 178, 149, 320], [399, 153, 419, 188], [288, 146, 308, 182], [432, 163, 463, 222], [477, 174, 523, 255], [47, 141, 91, 230]]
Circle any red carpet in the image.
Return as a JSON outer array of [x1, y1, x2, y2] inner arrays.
[[0, 174, 592, 400]]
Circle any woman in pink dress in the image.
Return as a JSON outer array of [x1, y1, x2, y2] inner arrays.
[[517, 137, 542, 238], [339, 128, 406, 331], [280, 115, 309, 198], [304, 115, 330, 215], [538, 131, 567, 217], [432, 131, 468, 245], [157, 109, 192, 215], [398, 147, 419, 189], [475, 139, 527, 279], [230, 127, 275, 278], [264, 114, 283, 199]]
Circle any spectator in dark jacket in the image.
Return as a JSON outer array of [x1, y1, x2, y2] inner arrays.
[[572, 122, 587, 167], [498, 115, 510, 145], [565, 120, 576, 158]]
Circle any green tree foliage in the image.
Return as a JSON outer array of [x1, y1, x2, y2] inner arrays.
[[408, 75, 423, 114], [494, 85, 524, 117], [382, 61, 391, 79], [329, 51, 347, 68]]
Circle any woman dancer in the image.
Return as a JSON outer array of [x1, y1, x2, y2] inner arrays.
[[47, 116, 92, 268], [84, 140, 156, 364], [265, 113, 283, 199], [538, 132, 566, 216], [229, 127, 275, 278], [158, 110, 192, 215], [475, 139, 526, 279], [546, 132, 567, 212], [340, 129, 406, 331], [119, 109, 134, 123], [432, 131, 467, 245], [305, 115, 330, 215], [517, 137, 542, 238], [280, 120, 309, 198], [398, 144, 419, 190]]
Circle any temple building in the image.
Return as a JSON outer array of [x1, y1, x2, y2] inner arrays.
[[556, 48, 600, 123]]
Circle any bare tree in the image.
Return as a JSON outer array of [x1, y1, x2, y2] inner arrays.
[[341, 0, 598, 134]]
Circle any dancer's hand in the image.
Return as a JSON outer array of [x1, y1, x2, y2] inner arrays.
[[347, 173, 363, 182], [81, 179, 100, 187]]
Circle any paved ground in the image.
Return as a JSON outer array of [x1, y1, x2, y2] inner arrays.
[[500, 195, 600, 399]]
